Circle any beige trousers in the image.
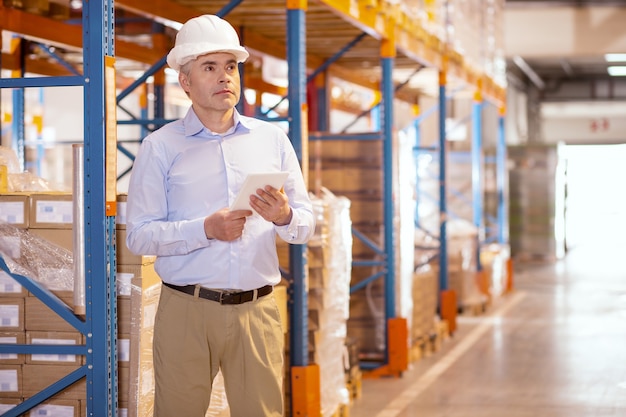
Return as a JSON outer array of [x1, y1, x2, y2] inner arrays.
[[153, 284, 285, 417]]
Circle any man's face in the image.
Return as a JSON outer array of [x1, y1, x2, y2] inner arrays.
[[179, 52, 241, 113]]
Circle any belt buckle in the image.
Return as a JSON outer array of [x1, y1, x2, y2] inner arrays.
[[218, 291, 229, 304], [219, 291, 241, 305]]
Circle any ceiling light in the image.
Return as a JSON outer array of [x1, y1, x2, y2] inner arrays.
[[605, 53, 626, 62], [607, 66, 626, 76]]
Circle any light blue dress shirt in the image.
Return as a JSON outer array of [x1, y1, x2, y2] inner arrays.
[[126, 107, 315, 290]]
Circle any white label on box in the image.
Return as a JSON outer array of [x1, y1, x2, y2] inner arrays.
[[0, 336, 17, 360], [0, 305, 19, 328], [0, 236, 21, 258], [116, 201, 127, 225], [0, 404, 15, 413], [0, 369, 18, 392], [117, 338, 130, 362], [117, 272, 134, 296], [0, 270, 22, 294], [31, 337, 77, 362], [118, 408, 128, 417], [35, 200, 73, 223], [29, 404, 74, 417], [0, 202, 25, 224]]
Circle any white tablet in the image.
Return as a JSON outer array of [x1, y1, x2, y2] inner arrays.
[[230, 172, 289, 212]]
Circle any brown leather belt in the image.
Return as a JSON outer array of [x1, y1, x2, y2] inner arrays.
[[163, 282, 273, 305]]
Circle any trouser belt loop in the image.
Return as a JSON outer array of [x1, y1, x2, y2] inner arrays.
[[252, 288, 258, 302], [193, 285, 201, 298]]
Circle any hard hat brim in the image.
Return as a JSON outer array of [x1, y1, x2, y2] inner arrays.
[[167, 43, 249, 71]]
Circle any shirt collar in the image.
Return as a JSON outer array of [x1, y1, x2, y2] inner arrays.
[[183, 107, 251, 138]]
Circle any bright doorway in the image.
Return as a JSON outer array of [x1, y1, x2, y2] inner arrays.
[[563, 144, 626, 251]]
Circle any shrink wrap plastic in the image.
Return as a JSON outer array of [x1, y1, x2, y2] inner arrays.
[[0, 222, 73, 292], [310, 189, 352, 417]]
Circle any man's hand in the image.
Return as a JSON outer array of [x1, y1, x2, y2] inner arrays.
[[204, 208, 252, 241], [250, 185, 292, 226]]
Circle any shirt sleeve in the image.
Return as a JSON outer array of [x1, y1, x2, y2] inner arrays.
[[125, 138, 212, 256], [274, 137, 316, 244]]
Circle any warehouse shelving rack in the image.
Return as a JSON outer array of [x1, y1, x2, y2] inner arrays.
[[411, 78, 509, 328], [0, 1, 118, 416], [0, 0, 507, 415]]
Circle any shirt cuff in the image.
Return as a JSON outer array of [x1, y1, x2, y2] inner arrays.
[[275, 210, 300, 242], [186, 217, 215, 250]]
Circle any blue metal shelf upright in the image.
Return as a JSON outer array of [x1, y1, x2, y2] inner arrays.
[[0, 1, 118, 416], [0, 1, 117, 417]]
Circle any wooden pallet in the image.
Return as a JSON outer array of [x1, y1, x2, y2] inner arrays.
[[410, 320, 450, 363], [330, 403, 351, 417], [460, 299, 490, 316], [346, 368, 362, 402]]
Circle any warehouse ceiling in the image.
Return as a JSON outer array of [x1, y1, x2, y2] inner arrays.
[[504, 0, 626, 100], [0, 0, 449, 112], [3, 0, 626, 105]]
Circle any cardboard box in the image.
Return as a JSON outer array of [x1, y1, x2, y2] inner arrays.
[[0, 270, 27, 298], [117, 296, 131, 335], [0, 397, 21, 415], [0, 193, 29, 228], [22, 364, 85, 400], [0, 298, 25, 331], [116, 261, 157, 294], [29, 228, 73, 252], [118, 364, 130, 403], [0, 331, 26, 364], [25, 294, 79, 333], [29, 193, 73, 229], [128, 261, 161, 417], [24, 398, 80, 417], [0, 365, 22, 398], [26, 331, 82, 365]]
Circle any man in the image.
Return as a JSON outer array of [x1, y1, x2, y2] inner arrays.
[[125, 14, 315, 417]]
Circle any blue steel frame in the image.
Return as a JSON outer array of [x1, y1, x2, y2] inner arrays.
[[438, 72, 449, 291], [496, 108, 508, 244], [0, 0, 118, 416], [286, 4, 310, 370], [471, 94, 484, 271], [10, 38, 25, 172], [381, 56, 396, 338], [309, 51, 400, 371]]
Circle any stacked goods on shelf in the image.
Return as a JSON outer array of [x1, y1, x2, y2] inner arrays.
[[508, 145, 559, 261], [0, 195, 83, 416], [402, 0, 506, 85], [314, 131, 416, 364], [278, 190, 352, 417], [0, 192, 171, 416], [3, 0, 71, 20], [315, 139, 386, 361], [415, 218, 484, 311], [410, 265, 438, 348]]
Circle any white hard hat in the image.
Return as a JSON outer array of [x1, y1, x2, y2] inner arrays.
[[166, 15, 249, 71]]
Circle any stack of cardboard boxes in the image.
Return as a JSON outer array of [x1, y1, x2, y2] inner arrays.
[[0, 192, 161, 416], [0, 192, 83, 415]]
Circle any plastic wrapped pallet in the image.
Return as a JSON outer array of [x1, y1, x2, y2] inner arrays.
[[309, 189, 352, 417]]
